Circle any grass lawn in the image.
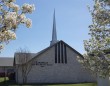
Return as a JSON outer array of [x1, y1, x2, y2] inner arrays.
[[0, 77, 4, 82], [12, 83, 97, 86], [5, 83, 97, 86], [48, 83, 97, 86], [0, 77, 8, 82], [0, 77, 97, 86], [0, 83, 97, 86]]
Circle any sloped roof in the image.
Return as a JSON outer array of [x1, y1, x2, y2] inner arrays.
[[0, 57, 13, 67], [14, 53, 37, 65], [26, 40, 84, 64]]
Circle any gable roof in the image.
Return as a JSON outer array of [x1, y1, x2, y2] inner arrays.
[[25, 40, 84, 64], [14, 53, 37, 65], [0, 57, 14, 67]]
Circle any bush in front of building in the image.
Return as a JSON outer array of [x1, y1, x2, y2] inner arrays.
[[8, 72, 15, 81]]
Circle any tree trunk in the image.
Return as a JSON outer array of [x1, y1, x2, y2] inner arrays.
[[24, 76, 27, 83], [23, 75, 27, 84], [4, 67, 6, 82], [97, 75, 110, 86]]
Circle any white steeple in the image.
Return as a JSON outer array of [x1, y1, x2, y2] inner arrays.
[[50, 10, 58, 45]]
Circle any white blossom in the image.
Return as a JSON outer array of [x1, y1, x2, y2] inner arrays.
[[10, 32, 16, 40], [0, 16, 2, 23], [0, 0, 35, 52], [13, 4, 20, 12], [5, 12, 17, 21], [9, 0, 16, 2], [25, 18, 32, 28], [78, 0, 110, 78], [0, 6, 2, 11], [22, 4, 35, 13], [19, 14, 26, 23], [0, 44, 4, 50]]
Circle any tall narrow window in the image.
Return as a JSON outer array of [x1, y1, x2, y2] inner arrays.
[[58, 42, 60, 63], [55, 44, 57, 63], [64, 45, 67, 63], [55, 42, 67, 64], [61, 42, 64, 63]]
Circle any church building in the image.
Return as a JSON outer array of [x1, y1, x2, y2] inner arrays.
[[14, 11, 96, 84]]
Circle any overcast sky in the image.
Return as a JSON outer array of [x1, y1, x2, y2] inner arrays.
[[1, 0, 94, 57]]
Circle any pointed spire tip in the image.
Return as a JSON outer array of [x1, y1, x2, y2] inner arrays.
[[50, 10, 57, 46]]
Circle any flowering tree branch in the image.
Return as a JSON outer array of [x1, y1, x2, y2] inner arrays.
[[0, 0, 35, 52], [77, 0, 110, 78]]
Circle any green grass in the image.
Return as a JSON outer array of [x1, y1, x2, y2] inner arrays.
[[0, 77, 97, 86], [0, 77, 8, 82], [13, 83, 97, 86], [0, 78, 4, 82], [48, 83, 97, 86], [9, 83, 97, 86], [0, 83, 97, 86], [8, 84, 96, 86]]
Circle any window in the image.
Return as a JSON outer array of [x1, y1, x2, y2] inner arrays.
[[55, 42, 67, 64]]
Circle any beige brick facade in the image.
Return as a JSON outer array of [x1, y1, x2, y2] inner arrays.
[[16, 41, 96, 84]]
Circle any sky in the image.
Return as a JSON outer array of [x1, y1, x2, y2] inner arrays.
[[0, 0, 94, 57]]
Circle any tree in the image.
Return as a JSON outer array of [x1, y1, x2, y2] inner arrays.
[[16, 48, 33, 83], [0, 0, 35, 52], [77, 0, 110, 85]]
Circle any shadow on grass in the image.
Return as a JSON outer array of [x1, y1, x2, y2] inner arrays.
[[0, 80, 48, 86], [0, 80, 97, 86], [0, 80, 17, 86]]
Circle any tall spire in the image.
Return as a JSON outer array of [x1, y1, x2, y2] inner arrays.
[[50, 9, 57, 45]]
